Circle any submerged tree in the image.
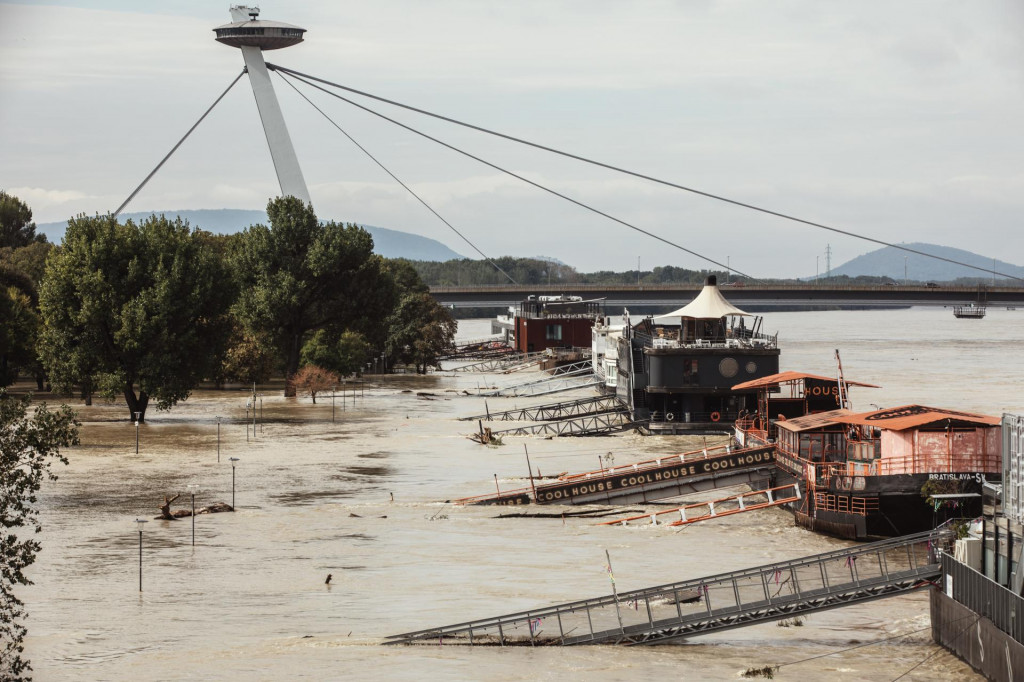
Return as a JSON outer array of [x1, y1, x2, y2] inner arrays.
[[39, 214, 233, 420], [386, 292, 457, 373], [230, 197, 383, 395], [291, 364, 338, 404], [0, 391, 78, 681]]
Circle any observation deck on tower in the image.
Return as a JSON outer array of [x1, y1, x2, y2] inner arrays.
[[214, 9, 306, 50]]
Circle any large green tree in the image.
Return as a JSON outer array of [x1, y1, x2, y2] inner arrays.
[[39, 214, 234, 420], [385, 292, 458, 373], [0, 192, 45, 249], [230, 197, 386, 395], [0, 391, 78, 681]]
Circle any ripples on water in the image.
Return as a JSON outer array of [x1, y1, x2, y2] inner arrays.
[[23, 309, 1016, 680]]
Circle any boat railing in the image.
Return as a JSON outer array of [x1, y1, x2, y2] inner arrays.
[[845, 452, 1002, 476]]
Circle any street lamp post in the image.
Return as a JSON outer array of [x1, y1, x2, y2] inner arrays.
[[245, 400, 251, 443], [216, 416, 222, 462], [134, 412, 141, 454], [186, 484, 199, 546], [258, 394, 263, 434], [331, 386, 336, 423], [229, 457, 240, 509], [135, 518, 148, 591]]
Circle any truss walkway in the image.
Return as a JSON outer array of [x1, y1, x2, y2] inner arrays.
[[598, 483, 802, 527], [477, 361, 600, 397], [461, 395, 626, 422], [446, 351, 546, 373], [386, 529, 952, 646], [488, 412, 645, 438], [455, 444, 776, 506]]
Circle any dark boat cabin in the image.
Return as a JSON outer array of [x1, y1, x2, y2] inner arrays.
[[513, 295, 604, 353], [617, 276, 780, 433]]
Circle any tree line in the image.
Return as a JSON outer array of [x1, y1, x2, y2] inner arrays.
[[0, 193, 457, 421]]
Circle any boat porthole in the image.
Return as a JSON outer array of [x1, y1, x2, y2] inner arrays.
[[719, 357, 738, 378], [746, 361, 757, 374]]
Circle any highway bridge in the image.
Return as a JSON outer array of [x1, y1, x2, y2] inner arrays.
[[431, 283, 1024, 309]]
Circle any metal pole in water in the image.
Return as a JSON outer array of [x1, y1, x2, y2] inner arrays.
[[134, 412, 141, 454], [216, 417, 221, 462], [332, 387, 336, 423], [606, 549, 624, 633], [494, 474, 501, 498], [524, 445, 537, 500]]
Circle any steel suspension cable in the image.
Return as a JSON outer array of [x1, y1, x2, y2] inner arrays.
[[114, 70, 247, 218], [268, 64, 1022, 283], [275, 71, 518, 285], [273, 67, 752, 278]]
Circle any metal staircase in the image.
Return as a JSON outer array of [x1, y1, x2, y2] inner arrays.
[[386, 529, 952, 646], [598, 483, 802, 528], [477, 361, 600, 397]]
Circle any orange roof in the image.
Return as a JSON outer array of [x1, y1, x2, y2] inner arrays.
[[775, 409, 854, 433], [732, 371, 880, 391], [834, 405, 1000, 431]]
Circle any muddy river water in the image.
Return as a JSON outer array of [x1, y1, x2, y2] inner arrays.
[[21, 307, 1024, 680]]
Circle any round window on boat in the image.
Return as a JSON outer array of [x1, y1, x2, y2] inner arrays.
[[745, 361, 757, 374], [719, 357, 739, 378]]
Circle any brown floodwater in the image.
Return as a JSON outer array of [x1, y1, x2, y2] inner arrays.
[[22, 308, 1024, 680]]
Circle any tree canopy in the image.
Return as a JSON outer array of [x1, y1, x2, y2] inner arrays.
[[230, 197, 387, 394], [38, 214, 234, 420], [0, 391, 78, 680], [0, 191, 45, 249], [385, 291, 457, 373]]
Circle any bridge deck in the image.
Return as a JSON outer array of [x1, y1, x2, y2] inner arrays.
[[386, 529, 951, 646]]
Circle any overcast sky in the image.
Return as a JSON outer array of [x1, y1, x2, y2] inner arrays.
[[2, 1, 1023, 277]]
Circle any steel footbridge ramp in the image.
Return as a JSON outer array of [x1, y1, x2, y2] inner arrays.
[[454, 444, 776, 506], [598, 483, 802, 528], [446, 350, 546, 373], [487, 411, 646, 438], [478, 361, 600, 397], [385, 529, 952, 647], [460, 394, 627, 422]]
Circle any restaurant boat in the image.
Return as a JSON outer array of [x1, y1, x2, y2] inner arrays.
[[734, 371, 1002, 539]]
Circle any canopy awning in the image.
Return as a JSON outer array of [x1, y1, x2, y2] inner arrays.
[[653, 279, 750, 321], [775, 408, 854, 433], [834, 405, 1000, 431], [732, 371, 880, 391]]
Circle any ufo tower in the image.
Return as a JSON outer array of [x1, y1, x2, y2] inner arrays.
[[214, 6, 311, 204]]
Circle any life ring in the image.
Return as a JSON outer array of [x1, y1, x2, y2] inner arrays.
[[710, 411, 721, 422], [666, 412, 675, 422]]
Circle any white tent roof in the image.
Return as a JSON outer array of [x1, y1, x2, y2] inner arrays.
[[653, 280, 751, 320]]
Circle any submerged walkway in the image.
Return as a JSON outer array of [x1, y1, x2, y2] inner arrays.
[[386, 529, 951, 646]]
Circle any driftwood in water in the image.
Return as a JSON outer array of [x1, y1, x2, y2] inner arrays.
[[155, 499, 234, 519], [158, 494, 181, 520]]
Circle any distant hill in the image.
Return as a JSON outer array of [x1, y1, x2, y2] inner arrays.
[[829, 243, 1023, 282], [37, 209, 465, 262]]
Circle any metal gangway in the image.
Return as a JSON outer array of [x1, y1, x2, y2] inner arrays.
[[446, 351, 546, 373], [487, 412, 645, 438], [598, 483, 802, 528], [460, 395, 627, 422], [455, 443, 776, 506], [478, 361, 599, 397], [386, 529, 952, 646]]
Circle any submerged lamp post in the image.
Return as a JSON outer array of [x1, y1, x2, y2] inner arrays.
[[134, 412, 141, 454], [230, 457, 240, 509], [245, 399, 251, 443], [216, 416, 222, 462], [332, 385, 337, 423], [186, 483, 199, 546], [135, 518, 148, 591], [258, 393, 264, 434]]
